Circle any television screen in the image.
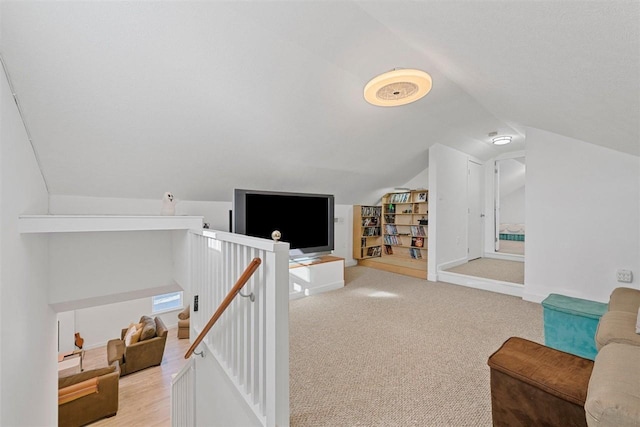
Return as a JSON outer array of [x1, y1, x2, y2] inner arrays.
[[233, 189, 335, 257]]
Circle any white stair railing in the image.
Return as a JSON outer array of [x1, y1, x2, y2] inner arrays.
[[174, 229, 289, 427], [171, 357, 196, 427]]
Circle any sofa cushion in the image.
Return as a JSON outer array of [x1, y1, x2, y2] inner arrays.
[[608, 287, 640, 314], [595, 311, 640, 350], [139, 316, 156, 341], [124, 323, 142, 346], [58, 365, 116, 389], [585, 343, 640, 427]]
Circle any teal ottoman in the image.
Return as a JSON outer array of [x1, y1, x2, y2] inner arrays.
[[542, 294, 608, 360]]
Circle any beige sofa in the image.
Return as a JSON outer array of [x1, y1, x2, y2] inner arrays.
[[585, 287, 640, 427], [107, 316, 168, 376], [488, 287, 640, 427], [58, 364, 119, 427]]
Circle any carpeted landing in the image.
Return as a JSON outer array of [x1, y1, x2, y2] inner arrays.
[[289, 266, 542, 426], [444, 258, 525, 284]]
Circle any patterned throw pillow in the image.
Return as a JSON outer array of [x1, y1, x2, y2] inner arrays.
[[124, 323, 138, 346], [139, 316, 156, 341]]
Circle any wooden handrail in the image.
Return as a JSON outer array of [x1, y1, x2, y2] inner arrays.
[[185, 257, 262, 359]]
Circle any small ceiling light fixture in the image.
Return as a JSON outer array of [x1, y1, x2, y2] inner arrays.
[[364, 68, 432, 107], [492, 136, 512, 145]]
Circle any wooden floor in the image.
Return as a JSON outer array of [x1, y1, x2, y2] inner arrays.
[[357, 256, 427, 279], [82, 328, 191, 426]]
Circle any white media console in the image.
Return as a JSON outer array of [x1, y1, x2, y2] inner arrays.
[[289, 256, 345, 299]]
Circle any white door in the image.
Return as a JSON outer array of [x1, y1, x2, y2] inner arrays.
[[467, 161, 483, 260]]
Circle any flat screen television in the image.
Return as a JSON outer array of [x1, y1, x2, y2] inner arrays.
[[233, 189, 335, 258]]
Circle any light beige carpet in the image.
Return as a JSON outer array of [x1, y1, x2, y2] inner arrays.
[[289, 266, 543, 426], [445, 258, 524, 284]]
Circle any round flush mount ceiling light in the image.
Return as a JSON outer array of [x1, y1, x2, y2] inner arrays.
[[492, 136, 513, 145], [364, 68, 432, 107]]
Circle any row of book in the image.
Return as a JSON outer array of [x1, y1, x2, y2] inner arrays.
[[361, 206, 382, 217], [384, 235, 401, 245], [362, 227, 380, 237], [388, 193, 411, 203], [365, 246, 382, 257], [382, 245, 424, 257], [384, 224, 426, 236], [411, 225, 426, 236], [362, 217, 379, 227]]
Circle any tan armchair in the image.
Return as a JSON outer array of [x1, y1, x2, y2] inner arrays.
[[58, 364, 119, 427], [178, 305, 190, 339], [107, 316, 168, 376]]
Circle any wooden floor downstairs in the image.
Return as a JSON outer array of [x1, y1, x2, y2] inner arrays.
[[81, 327, 191, 426]]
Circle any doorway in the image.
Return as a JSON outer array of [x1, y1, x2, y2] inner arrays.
[[495, 157, 525, 256]]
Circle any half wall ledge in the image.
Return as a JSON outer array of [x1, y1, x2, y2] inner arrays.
[[18, 215, 204, 233]]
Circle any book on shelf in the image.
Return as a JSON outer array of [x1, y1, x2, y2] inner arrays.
[[361, 206, 382, 217], [410, 225, 426, 236], [367, 246, 382, 257], [389, 193, 410, 203], [362, 217, 379, 227], [384, 245, 393, 255], [417, 192, 427, 202], [411, 237, 424, 248], [385, 224, 398, 235], [383, 235, 400, 245], [409, 248, 422, 259], [363, 227, 380, 236], [384, 214, 395, 224]]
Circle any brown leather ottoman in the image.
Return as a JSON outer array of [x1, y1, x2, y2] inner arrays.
[[487, 337, 593, 427]]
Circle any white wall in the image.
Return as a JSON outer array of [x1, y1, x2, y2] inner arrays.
[[402, 167, 429, 191], [428, 144, 470, 279], [500, 186, 525, 224], [1, 64, 56, 426], [73, 297, 184, 349], [524, 127, 640, 302], [48, 230, 179, 311]]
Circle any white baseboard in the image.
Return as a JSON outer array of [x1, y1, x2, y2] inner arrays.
[[484, 252, 525, 262], [305, 280, 344, 295], [436, 270, 524, 298], [289, 280, 344, 300], [522, 292, 547, 303], [437, 257, 468, 271]]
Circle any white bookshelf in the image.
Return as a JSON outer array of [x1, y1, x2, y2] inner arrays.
[[18, 215, 203, 233]]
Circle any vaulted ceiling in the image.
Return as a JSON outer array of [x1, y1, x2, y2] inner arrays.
[[1, 1, 638, 204]]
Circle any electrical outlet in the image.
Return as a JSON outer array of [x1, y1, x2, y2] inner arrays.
[[616, 270, 633, 283]]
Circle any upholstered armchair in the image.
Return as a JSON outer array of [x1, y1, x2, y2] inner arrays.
[[178, 305, 190, 339], [107, 316, 168, 376]]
